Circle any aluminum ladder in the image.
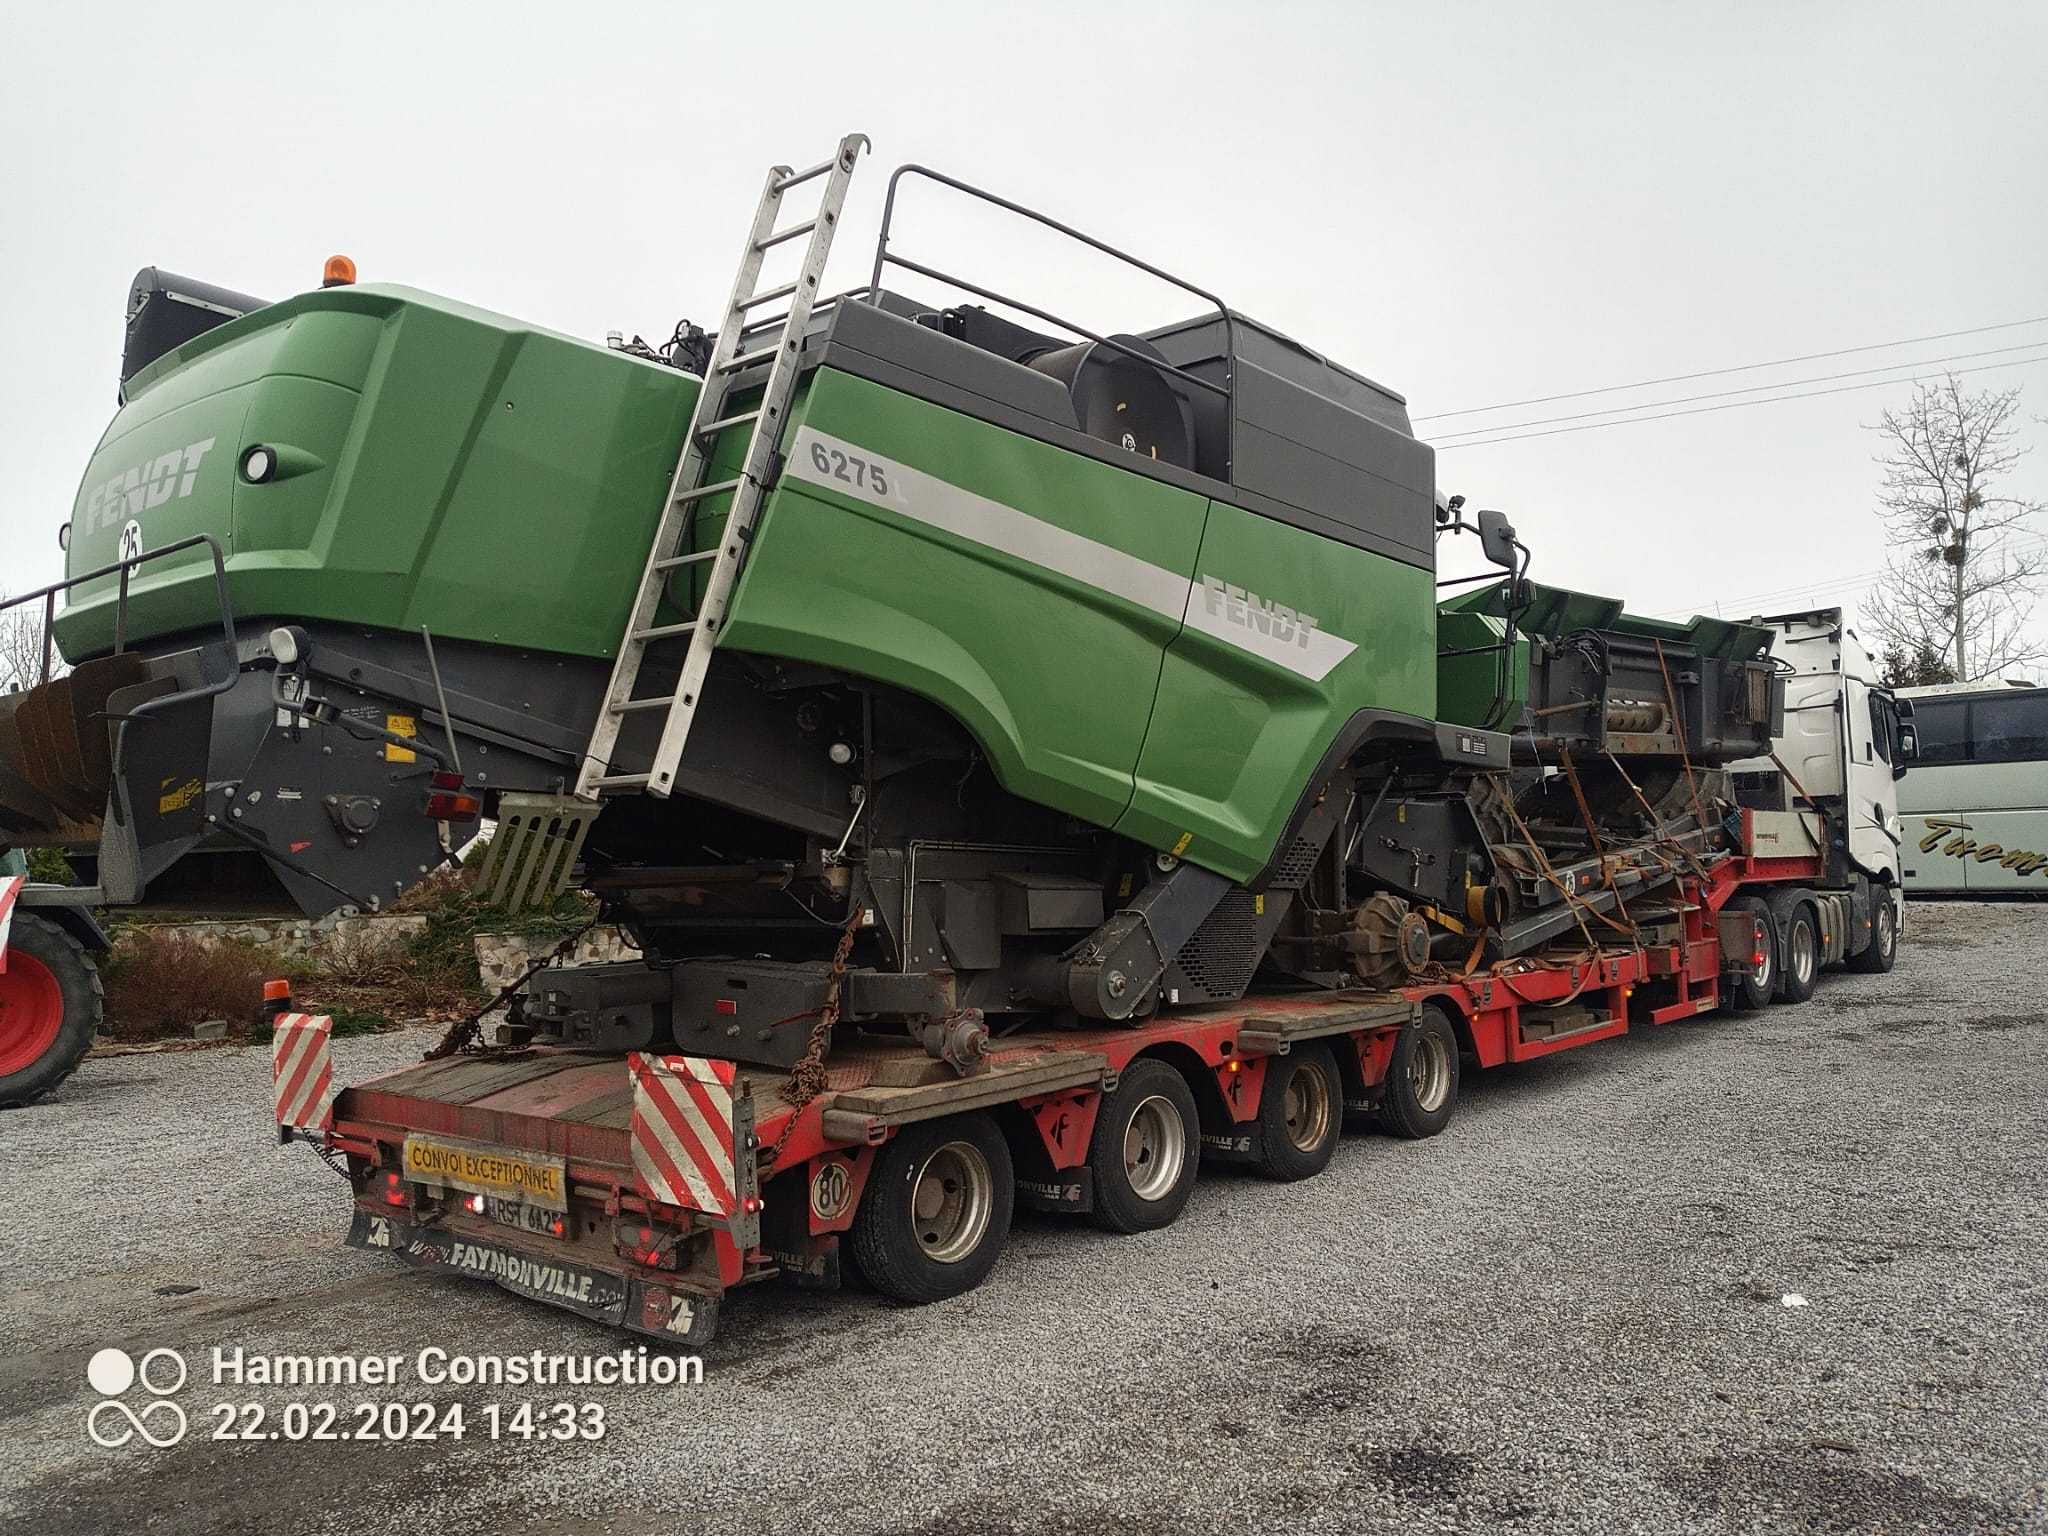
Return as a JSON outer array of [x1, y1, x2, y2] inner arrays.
[[576, 132, 868, 800]]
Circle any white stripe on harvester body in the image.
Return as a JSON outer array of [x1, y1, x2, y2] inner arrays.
[[785, 427, 1358, 684], [789, 427, 1190, 622]]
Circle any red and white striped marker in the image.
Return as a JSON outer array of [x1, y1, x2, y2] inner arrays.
[[628, 1052, 744, 1216], [0, 875, 21, 973], [272, 1012, 337, 1134]]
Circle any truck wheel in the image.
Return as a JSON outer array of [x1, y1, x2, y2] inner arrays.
[[1252, 1043, 1341, 1181], [0, 913, 101, 1109], [848, 1113, 1014, 1305], [1087, 1058, 1199, 1234], [1377, 1005, 1461, 1140], [1775, 907, 1819, 1004], [1726, 896, 1775, 1011], [1847, 896, 1898, 975]]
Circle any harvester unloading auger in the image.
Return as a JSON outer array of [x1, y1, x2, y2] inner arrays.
[[1, 134, 1784, 1081]]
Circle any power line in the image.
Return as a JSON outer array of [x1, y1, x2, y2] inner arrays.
[[1415, 313, 2048, 422], [1431, 340, 2048, 443], [1645, 531, 2048, 619], [1434, 352, 2048, 451]]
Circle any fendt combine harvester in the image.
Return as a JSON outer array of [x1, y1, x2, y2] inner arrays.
[[2, 137, 1915, 1338]]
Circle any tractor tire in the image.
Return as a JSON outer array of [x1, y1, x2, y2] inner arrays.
[[1775, 906, 1820, 1005], [1847, 895, 1899, 975], [1087, 1058, 1200, 1234], [848, 1113, 1014, 1305], [1376, 1004, 1461, 1141], [1725, 896, 1775, 1012], [1251, 1043, 1341, 1182], [0, 912, 102, 1108]]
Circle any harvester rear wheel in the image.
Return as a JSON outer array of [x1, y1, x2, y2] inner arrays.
[[1087, 1058, 1199, 1234], [1251, 1044, 1341, 1181], [0, 913, 101, 1109], [849, 1113, 1014, 1305]]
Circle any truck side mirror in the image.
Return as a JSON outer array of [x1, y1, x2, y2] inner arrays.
[[1895, 722, 1917, 776], [1477, 508, 1518, 571]]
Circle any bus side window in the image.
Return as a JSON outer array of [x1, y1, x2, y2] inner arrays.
[[1913, 699, 1969, 765], [1970, 693, 2048, 764]]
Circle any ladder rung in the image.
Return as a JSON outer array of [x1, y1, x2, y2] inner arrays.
[[697, 408, 762, 438], [653, 549, 720, 571], [755, 218, 818, 251], [674, 476, 745, 505], [773, 157, 836, 194], [720, 344, 783, 374], [609, 695, 677, 714], [590, 773, 651, 790], [632, 621, 700, 642], [738, 280, 800, 310]]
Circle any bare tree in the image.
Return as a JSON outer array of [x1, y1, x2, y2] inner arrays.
[[0, 597, 66, 694], [1863, 374, 2046, 681]]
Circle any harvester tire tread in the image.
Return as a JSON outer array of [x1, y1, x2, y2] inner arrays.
[[0, 913, 102, 1109]]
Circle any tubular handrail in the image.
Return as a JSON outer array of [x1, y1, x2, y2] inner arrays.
[[0, 534, 238, 711], [866, 163, 1238, 478]]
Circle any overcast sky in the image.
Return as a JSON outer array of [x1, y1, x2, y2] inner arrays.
[[5, 2, 2044, 668]]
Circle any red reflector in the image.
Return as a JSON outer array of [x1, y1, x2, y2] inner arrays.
[[424, 791, 482, 822], [714, 999, 738, 1016]]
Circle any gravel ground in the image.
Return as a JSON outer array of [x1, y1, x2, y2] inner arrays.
[[1, 900, 2042, 1535]]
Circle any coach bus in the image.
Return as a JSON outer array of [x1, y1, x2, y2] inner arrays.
[[1896, 681, 2048, 895]]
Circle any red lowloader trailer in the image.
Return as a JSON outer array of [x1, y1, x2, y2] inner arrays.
[[278, 812, 1885, 1347]]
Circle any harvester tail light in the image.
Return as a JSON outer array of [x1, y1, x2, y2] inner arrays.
[[423, 771, 482, 823]]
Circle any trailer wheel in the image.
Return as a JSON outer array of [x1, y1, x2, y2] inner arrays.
[[848, 1113, 1014, 1305], [1775, 907, 1819, 1004], [0, 913, 101, 1110], [1726, 897, 1775, 1011], [1087, 1058, 1199, 1233], [1847, 894, 1898, 975], [1377, 1005, 1460, 1140], [1252, 1043, 1341, 1181]]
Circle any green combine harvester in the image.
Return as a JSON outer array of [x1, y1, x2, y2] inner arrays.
[[0, 135, 1781, 1085]]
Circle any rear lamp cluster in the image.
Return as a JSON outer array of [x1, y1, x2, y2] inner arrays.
[[423, 770, 482, 824]]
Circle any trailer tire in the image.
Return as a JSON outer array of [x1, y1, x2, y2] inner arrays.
[[1087, 1059, 1199, 1234], [1847, 894, 1898, 975], [1376, 1005, 1460, 1141], [1726, 897, 1775, 1012], [1775, 907, 1819, 1004], [849, 1113, 1014, 1305], [0, 912, 102, 1109], [1251, 1043, 1341, 1181]]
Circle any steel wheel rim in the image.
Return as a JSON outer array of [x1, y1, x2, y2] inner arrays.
[[0, 952, 63, 1078], [1282, 1062, 1333, 1153], [1752, 928, 1773, 990], [910, 1140, 993, 1264], [1878, 904, 1895, 957], [1409, 1030, 1451, 1113], [1123, 1094, 1186, 1201], [1792, 922, 1815, 983]]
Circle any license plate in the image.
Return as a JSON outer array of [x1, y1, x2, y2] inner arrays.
[[483, 1196, 563, 1239], [401, 1133, 568, 1213]]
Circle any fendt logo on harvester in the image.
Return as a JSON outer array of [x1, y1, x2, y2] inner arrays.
[[78, 437, 217, 536], [1199, 573, 1321, 649]]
